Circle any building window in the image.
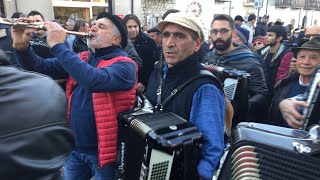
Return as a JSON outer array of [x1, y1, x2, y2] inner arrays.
[[54, 7, 90, 22], [243, 0, 254, 3]]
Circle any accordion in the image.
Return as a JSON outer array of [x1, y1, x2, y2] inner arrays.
[[30, 40, 55, 59], [218, 122, 320, 180], [116, 106, 202, 180], [203, 65, 250, 126]]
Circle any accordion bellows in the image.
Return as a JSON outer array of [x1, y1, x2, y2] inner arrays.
[[218, 122, 320, 180]]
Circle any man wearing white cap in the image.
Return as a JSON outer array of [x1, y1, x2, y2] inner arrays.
[[145, 12, 225, 180]]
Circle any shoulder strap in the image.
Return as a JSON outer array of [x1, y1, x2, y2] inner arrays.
[[159, 70, 222, 109]]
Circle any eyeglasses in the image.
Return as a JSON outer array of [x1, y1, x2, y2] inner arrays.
[[210, 28, 231, 35], [253, 42, 263, 46]]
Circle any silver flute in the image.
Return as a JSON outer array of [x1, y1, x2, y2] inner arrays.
[[0, 18, 92, 38]]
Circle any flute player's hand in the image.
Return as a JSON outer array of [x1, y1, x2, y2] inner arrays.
[[45, 21, 67, 48], [11, 18, 34, 50]]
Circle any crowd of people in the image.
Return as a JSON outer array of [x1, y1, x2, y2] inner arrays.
[[0, 8, 320, 180]]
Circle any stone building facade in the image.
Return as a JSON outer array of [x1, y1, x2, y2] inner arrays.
[[140, 0, 175, 27]]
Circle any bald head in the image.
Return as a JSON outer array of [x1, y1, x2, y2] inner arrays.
[[305, 26, 320, 39]]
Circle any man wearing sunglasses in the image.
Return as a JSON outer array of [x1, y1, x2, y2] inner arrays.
[[202, 14, 269, 127]]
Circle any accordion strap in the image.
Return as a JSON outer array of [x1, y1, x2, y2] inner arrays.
[[159, 70, 222, 110]]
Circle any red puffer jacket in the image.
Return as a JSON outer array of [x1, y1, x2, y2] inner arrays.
[[66, 51, 137, 167]]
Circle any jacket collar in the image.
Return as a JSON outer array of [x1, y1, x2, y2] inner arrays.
[[261, 43, 286, 60], [165, 52, 200, 77]]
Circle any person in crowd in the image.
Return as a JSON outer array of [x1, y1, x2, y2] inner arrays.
[[255, 15, 269, 37], [11, 12, 26, 18], [27, 10, 55, 59], [147, 26, 162, 46], [275, 25, 320, 84], [272, 37, 320, 128], [202, 14, 269, 126], [0, 16, 15, 65], [66, 18, 90, 53], [0, 49, 74, 179], [257, 25, 291, 95], [233, 27, 250, 47], [233, 27, 265, 66], [89, 16, 97, 27], [65, 19, 75, 31], [234, 15, 252, 42], [11, 11, 137, 180], [124, 14, 158, 94], [147, 26, 163, 62], [142, 24, 148, 34], [234, 15, 245, 27], [246, 14, 256, 43], [267, 21, 274, 27], [146, 12, 225, 180], [274, 20, 284, 26], [252, 36, 266, 51]]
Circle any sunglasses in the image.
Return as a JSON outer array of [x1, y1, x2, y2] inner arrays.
[[253, 42, 264, 46]]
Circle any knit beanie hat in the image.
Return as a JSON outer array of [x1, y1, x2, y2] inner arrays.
[[235, 27, 250, 44]]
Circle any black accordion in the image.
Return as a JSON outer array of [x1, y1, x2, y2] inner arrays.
[[116, 107, 202, 180], [30, 40, 54, 59], [218, 122, 320, 180], [203, 64, 250, 125]]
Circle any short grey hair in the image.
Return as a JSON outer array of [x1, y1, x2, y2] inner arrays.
[[106, 19, 122, 45]]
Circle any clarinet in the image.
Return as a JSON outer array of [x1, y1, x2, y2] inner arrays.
[[301, 65, 320, 130], [0, 18, 92, 38]]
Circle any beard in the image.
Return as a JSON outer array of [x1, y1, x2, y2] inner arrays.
[[266, 41, 277, 47], [213, 35, 232, 51]]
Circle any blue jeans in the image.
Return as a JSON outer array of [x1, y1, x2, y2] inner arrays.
[[63, 150, 116, 180]]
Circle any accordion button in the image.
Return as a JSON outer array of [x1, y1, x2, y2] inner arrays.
[[169, 125, 177, 131]]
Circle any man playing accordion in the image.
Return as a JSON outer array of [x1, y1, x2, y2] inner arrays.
[[145, 12, 225, 180]]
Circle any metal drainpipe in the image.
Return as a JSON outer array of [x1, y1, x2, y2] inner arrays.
[[265, 0, 268, 15], [14, 0, 18, 12], [131, 0, 134, 14], [108, 0, 113, 14]]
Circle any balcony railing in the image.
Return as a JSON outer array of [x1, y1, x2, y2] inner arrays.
[[275, 0, 292, 7], [243, 0, 254, 6], [292, 0, 306, 9], [305, 0, 320, 10]]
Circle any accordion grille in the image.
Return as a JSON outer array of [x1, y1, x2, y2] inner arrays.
[[149, 161, 169, 180], [219, 142, 320, 180]]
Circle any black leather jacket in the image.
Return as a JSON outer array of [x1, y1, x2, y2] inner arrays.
[[0, 51, 74, 179]]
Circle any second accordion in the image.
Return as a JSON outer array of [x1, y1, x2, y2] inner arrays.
[[116, 108, 202, 180], [218, 122, 320, 180]]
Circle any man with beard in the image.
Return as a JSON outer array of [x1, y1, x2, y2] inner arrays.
[[257, 25, 291, 95], [202, 14, 269, 126]]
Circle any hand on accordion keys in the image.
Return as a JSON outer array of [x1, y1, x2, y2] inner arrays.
[[279, 98, 308, 129], [279, 81, 320, 129]]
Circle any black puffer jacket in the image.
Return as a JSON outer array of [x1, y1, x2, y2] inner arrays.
[[0, 50, 74, 180], [202, 46, 269, 125]]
